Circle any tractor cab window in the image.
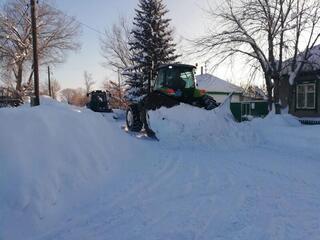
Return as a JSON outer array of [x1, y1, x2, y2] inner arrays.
[[180, 70, 195, 88], [155, 69, 165, 89], [155, 66, 195, 90]]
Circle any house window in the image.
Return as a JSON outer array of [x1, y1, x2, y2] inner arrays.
[[296, 83, 316, 109]]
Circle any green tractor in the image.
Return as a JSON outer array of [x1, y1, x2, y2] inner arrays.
[[126, 64, 219, 139]]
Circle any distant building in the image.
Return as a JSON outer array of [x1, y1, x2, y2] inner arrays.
[[196, 74, 269, 121], [242, 85, 267, 101], [0, 87, 22, 108], [196, 74, 243, 103]]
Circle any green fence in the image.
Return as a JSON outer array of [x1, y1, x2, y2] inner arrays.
[[230, 101, 269, 122]]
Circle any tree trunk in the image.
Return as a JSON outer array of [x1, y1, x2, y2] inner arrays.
[[15, 64, 23, 92], [27, 70, 34, 86], [273, 78, 281, 114], [287, 83, 294, 114], [265, 74, 273, 111]]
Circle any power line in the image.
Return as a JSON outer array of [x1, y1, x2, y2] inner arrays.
[[41, 1, 105, 36], [17, 4, 30, 25], [78, 21, 104, 36], [3, 1, 104, 40]]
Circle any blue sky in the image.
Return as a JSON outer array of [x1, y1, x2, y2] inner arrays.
[[0, 0, 262, 89], [50, 0, 137, 89], [49, 0, 219, 89]]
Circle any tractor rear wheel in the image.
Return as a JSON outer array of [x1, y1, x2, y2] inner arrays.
[[126, 104, 143, 132]]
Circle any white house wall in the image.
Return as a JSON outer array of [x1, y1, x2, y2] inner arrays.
[[208, 94, 241, 103]]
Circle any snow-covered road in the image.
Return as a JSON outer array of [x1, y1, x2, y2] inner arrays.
[[1, 99, 319, 240], [39, 147, 320, 240]]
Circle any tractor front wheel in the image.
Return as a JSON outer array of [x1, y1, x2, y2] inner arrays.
[[202, 95, 219, 110], [126, 104, 143, 132]]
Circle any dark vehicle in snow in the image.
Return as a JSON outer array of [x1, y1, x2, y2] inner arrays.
[[86, 90, 113, 113]]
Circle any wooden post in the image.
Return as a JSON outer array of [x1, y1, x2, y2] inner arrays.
[[30, 0, 40, 106], [117, 69, 122, 107], [48, 66, 52, 97]]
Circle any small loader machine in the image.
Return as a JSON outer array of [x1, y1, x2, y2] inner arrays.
[[86, 90, 113, 113]]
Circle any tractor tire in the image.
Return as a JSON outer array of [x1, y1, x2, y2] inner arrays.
[[202, 95, 219, 110], [126, 104, 143, 132]]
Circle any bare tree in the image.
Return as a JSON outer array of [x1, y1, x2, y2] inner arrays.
[[50, 79, 61, 100], [100, 16, 134, 73], [83, 70, 95, 94], [195, 0, 320, 113], [60, 88, 75, 104], [60, 87, 86, 106], [0, 0, 81, 94], [40, 78, 61, 99], [102, 77, 127, 109], [0, 68, 15, 89]]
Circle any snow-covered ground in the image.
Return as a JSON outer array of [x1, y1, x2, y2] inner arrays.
[[1, 98, 320, 240]]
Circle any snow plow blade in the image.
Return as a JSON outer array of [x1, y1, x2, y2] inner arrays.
[[122, 125, 159, 141], [217, 92, 234, 110]]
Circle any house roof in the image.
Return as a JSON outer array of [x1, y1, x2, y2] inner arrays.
[[282, 44, 320, 75], [196, 74, 243, 94], [243, 85, 267, 100]]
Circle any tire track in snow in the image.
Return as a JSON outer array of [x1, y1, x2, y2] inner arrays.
[[89, 152, 183, 239], [124, 151, 203, 239], [140, 153, 181, 195], [234, 160, 320, 191], [191, 164, 243, 240], [40, 152, 182, 240], [104, 153, 178, 210]]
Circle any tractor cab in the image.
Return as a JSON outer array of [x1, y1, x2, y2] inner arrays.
[[153, 64, 205, 98]]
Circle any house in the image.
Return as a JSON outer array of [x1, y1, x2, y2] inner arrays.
[[196, 73, 244, 103], [196, 74, 269, 121], [280, 45, 320, 120], [242, 85, 267, 101]]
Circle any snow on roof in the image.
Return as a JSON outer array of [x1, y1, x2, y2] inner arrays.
[[282, 44, 320, 75], [196, 74, 243, 94]]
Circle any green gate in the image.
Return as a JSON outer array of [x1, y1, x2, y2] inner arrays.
[[230, 101, 269, 122]]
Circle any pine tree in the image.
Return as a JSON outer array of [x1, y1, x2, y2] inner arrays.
[[125, 0, 179, 101]]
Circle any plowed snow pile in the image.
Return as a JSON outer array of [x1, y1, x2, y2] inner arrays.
[[1, 98, 320, 240], [149, 102, 259, 149], [0, 98, 146, 239]]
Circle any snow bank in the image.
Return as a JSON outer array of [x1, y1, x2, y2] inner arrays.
[[251, 112, 320, 153], [257, 113, 301, 127], [149, 102, 313, 152], [2, 97, 319, 240], [149, 101, 259, 150], [0, 98, 137, 239]]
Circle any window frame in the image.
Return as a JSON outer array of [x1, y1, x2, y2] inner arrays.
[[296, 82, 316, 110]]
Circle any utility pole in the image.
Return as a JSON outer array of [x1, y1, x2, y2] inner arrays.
[[117, 69, 122, 104], [48, 66, 52, 97], [30, 0, 40, 106], [204, 60, 209, 74]]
